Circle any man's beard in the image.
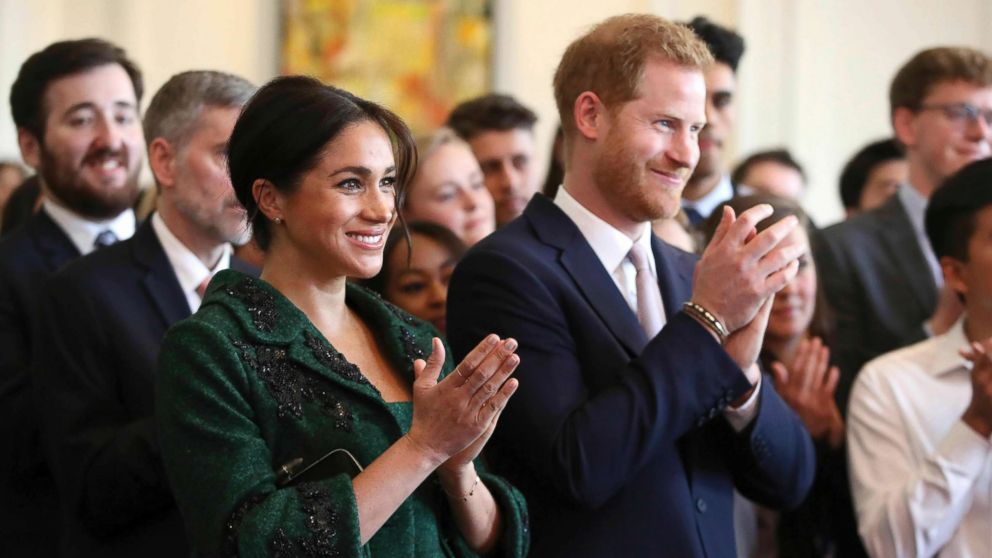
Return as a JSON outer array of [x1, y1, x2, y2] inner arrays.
[[40, 146, 141, 220], [593, 135, 681, 223]]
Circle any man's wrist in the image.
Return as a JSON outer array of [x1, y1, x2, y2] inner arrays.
[[682, 301, 728, 343]]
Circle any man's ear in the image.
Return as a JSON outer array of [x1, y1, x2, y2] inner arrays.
[[17, 128, 41, 169], [892, 107, 918, 150], [574, 91, 606, 142], [252, 179, 283, 222], [941, 255, 968, 299], [148, 137, 177, 190]]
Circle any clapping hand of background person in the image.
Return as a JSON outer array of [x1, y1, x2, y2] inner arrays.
[[406, 335, 520, 476], [959, 339, 992, 438], [771, 337, 844, 448]]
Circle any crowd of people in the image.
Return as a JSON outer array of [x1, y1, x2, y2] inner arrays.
[[0, 11, 990, 558]]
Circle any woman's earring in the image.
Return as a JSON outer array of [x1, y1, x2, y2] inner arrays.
[[273, 217, 283, 224]]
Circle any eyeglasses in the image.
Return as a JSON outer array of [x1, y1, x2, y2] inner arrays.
[[917, 103, 992, 127]]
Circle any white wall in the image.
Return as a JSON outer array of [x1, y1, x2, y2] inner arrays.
[[1, 0, 990, 224]]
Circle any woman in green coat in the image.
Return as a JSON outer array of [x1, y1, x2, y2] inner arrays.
[[156, 76, 529, 557]]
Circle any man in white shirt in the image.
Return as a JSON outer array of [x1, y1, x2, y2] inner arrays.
[[0, 38, 144, 557], [848, 157, 992, 558], [34, 70, 256, 557]]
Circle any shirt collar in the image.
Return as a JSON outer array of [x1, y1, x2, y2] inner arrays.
[[42, 198, 135, 256], [151, 212, 230, 297], [553, 186, 654, 275], [682, 174, 734, 219], [897, 182, 928, 239], [932, 315, 971, 377]]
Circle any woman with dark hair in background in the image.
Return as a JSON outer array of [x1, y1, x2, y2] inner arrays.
[[705, 194, 865, 558], [362, 221, 465, 336], [155, 76, 529, 557]]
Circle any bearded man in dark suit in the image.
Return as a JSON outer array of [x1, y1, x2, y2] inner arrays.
[[448, 14, 815, 558]]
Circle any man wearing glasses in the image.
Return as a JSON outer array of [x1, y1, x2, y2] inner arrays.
[[815, 47, 992, 414]]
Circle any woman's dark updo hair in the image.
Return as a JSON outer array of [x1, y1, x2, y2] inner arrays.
[[227, 75, 416, 250]]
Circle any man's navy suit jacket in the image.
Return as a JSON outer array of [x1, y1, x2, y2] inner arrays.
[[0, 209, 79, 556], [35, 218, 255, 557], [447, 195, 815, 557]]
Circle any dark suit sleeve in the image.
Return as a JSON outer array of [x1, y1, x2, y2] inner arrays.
[[0, 261, 43, 486], [812, 229, 884, 415], [723, 383, 816, 510], [35, 274, 173, 537], [448, 247, 813, 509]]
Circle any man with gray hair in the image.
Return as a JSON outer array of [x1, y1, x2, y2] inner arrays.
[[34, 70, 256, 557]]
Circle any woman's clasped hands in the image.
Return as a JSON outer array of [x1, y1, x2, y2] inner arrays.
[[405, 334, 520, 475]]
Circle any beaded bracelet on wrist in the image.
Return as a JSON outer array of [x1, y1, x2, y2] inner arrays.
[[682, 301, 729, 344]]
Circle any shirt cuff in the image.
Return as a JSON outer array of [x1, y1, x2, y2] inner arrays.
[[724, 374, 762, 432]]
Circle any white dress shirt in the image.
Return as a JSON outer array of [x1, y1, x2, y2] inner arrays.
[[848, 316, 992, 558], [554, 186, 759, 429], [151, 213, 231, 313], [43, 198, 135, 256]]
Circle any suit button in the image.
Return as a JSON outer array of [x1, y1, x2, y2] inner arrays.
[[696, 498, 707, 513]]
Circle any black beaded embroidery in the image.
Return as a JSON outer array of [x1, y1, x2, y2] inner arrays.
[[268, 483, 340, 557], [232, 338, 353, 430], [398, 326, 426, 363], [226, 277, 278, 332], [304, 332, 372, 389], [224, 492, 267, 557]]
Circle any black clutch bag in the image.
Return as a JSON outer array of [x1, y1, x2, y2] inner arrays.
[[275, 448, 365, 487]]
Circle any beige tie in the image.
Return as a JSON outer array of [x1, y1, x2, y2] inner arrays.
[[628, 243, 665, 338]]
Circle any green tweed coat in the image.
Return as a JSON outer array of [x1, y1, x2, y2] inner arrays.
[[155, 270, 529, 557]]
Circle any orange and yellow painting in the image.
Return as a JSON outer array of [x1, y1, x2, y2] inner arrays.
[[282, 0, 492, 134]]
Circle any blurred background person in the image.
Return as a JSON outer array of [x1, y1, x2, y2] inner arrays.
[[732, 148, 807, 201], [681, 16, 746, 227], [0, 38, 144, 557], [403, 128, 495, 246], [447, 93, 540, 226], [814, 47, 992, 415], [706, 194, 865, 558], [848, 157, 992, 558], [362, 221, 466, 336], [35, 70, 256, 557], [838, 138, 907, 219]]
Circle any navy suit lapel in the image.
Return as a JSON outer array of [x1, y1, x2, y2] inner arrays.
[[876, 196, 938, 311], [132, 220, 191, 326], [526, 196, 648, 355], [29, 210, 80, 273], [651, 236, 693, 320]]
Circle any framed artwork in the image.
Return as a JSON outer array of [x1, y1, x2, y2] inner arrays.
[[282, 0, 493, 134]]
